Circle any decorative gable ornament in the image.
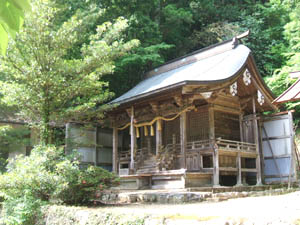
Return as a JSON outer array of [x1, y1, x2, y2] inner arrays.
[[243, 69, 251, 86], [230, 82, 238, 96], [257, 90, 265, 105], [201, 92, 213, 99]]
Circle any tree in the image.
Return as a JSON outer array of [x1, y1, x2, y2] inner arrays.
[[0, 0, 139, 144], [0, 0, 31, 55], [266, 1, 300, 121]]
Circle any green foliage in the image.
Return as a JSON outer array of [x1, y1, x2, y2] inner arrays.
[[1, 192, 46, 225], [236, 0, 290, 76], [55, 160, 120, 205], [0, 0, 30, 55], [0, 125, 30, 172], [0, 0, 139, 144], [267, 1, 300, 121], [0, 145, 119, 224], [40, 205, 147, 225]]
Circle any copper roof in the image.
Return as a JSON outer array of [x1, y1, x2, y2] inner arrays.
[[273, 78, 300, 104]]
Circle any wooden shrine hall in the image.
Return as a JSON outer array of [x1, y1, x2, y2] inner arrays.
[[108, 34, 290, 190]]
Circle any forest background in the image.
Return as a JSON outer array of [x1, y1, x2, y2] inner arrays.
[[52, 0, 300, 119], [0, 0, 300, 223]]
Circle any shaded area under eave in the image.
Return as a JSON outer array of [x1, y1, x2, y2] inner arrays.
[[273, 78, 300, 104]]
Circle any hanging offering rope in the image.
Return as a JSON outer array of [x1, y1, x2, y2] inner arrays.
[[117, 105, 195, 131]]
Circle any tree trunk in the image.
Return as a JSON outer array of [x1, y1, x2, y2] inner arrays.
[[41, 106, 51, 145]]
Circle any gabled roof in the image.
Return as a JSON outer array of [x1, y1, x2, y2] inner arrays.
[[273, 78, 300, 104], [112, 39, 250, 105]]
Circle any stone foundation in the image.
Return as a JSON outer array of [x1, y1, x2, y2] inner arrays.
[[99, 184, 299, 204]]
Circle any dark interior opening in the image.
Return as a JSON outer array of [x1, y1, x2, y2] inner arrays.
[[203, 155, 213, 168], [246, 172, 257, 185], [220, 175, 237, 186], [245, 158, 256, 168], [120, 163, 129, 169]]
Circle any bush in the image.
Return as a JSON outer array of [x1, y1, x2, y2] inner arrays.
[[0, 145, 119, 224], [1, 192, 46, 225], [40, 205, 148, 225]]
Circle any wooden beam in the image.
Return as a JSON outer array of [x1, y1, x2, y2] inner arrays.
[[174, 95, 183, 107], [130, 106, 135, 171], [213, 104, 241, 115], [252, 97, 262, 185], [150, 102, 159, 114], [112, 127, 118, 173], [180, 112, 187, 169]]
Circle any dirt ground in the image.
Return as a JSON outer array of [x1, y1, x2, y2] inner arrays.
[[98, 190, 300, 224]]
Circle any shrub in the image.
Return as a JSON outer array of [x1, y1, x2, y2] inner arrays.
[[40, 205, 148, 225], [1, 192, 46, 225], [0, 145, 119, 224]]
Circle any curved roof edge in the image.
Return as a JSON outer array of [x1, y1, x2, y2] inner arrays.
[[111, 42, 250, 105]]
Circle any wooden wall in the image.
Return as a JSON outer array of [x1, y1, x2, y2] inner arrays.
[[163, 117, 180, 145], [187, 108, 209, 142], [214, 111, 240, 141]]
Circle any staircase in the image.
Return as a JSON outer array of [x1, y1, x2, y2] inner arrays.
[[136, 154, 159, 174]]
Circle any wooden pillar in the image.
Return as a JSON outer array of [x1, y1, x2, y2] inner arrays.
[[112, 127, 118, 173], [252, 97, 262, 185], [239, 114, 244, 142], [180, 112, 187, 169], [288, 110, 296, 187], [130, 107, 135, 171], [258, 121, 265, 184], [199, 155, 203, 170], [156, 119, 162, 155], [208, 105, 215, 140], [236, 152, 242, 186], [213, 147, 219, 186], [209, 105, 218, 186]]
